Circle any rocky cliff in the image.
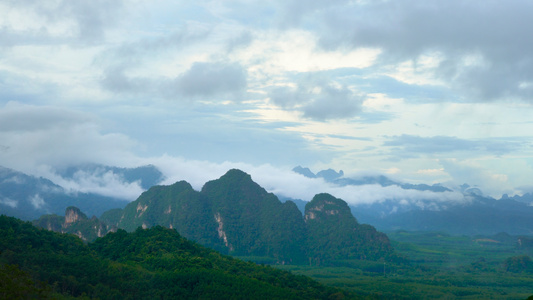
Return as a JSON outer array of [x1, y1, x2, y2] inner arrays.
[[33, 206, 114, 241]]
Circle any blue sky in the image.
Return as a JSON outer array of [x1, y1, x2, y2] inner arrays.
[[1, 0, 533, 203]]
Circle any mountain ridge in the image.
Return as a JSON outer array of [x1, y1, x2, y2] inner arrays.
[[293, 166, 533, 235], [36, 168, 395, 265]]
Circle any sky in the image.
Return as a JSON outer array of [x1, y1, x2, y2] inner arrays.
[[2, 0, 533, 205]]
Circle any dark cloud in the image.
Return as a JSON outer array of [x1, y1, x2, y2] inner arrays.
[[384, 134, 524, 157], [174, 61, 247, 98], [284, 0, 533, 102], [269, 82, 364, 121], [100, 61, 247, 101], [100, 65, 153, 94], [302, 85, 364, 120], [0, 103, 93, 132]]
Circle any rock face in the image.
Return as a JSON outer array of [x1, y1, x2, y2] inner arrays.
[[101, 169, 393, 264], [33, 207, 115, 241], [64, 206, 87, 225]]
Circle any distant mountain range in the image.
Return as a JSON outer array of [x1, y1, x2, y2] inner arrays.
[[293, 166, 533, 235], [35, 169, 395, 265], [3, 163, 533, 239], [0, 165, 163, 220]]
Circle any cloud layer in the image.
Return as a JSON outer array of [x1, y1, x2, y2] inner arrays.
[[2, 1, 533, 201]]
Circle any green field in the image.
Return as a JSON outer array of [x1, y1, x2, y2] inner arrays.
[[275, 231, 533, 299]]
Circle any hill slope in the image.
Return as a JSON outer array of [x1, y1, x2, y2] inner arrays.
[[0, 215, 351, 299]]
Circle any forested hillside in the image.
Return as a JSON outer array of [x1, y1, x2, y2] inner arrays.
[[0, 215, 351, 299], [38, 169, 395, 265]]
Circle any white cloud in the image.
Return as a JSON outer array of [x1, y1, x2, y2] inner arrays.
[[0, 102, 139, 174], [45, 169, 144, 201], [29, 194, 45, 209], [146, 156, 466, 208], [1, 0, 533, 203], [0, 197, 18, 208], [235, 29, 379, 75], [439, 159, 511, 197]]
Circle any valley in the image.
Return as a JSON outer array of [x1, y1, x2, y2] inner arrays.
[[2, 165, 533, 298], [278, 231, 533, 299]]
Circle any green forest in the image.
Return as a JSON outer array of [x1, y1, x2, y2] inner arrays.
[[5, 168, 533, 299], [277, 231, 533, 299], [3, 214, 533, 299], [0, 215, 350, 299]]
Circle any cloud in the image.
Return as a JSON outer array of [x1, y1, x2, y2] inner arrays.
[[3, 1, 533, 203], [97, 24, 212, 65], [0, 102, 139, 173], [276, 0, 349, 29], [0, 103, 86, 131], [0, 101, 146, 200], [269, 81, 364, 121], [0, 0, 124, 45], [147, 157, 465, 208], [438, 159, 511, 197], [43, 168, 144, 201], [29, 194, 45, 209], [0, 101, 473, 206], [100, 64, 153, 94], [225, 30, 253, 53], [0, 197, 18, 208], [100, 60, 248, 102], [284, 0, 533, 102], [383, 134, 523, 158], [174, 61, 247, 98]]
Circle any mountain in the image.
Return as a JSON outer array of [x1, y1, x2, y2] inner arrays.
[[355, 194, 533, 235], [66, 169, 394, 264], [0, 166, 125, 220], [33, 206, 115, 241], [200, 169, 308, 263], [0, 165, 162, 221], [305, 193, 393, 263], [501, 193, 533, 205], [1, 215, 349, 299], [316, 169, 344, 181], [292, 166, 317, 178], [113, 180, 223, 251], [293, 166, 533, 235], [293, 166, 450, 192]]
